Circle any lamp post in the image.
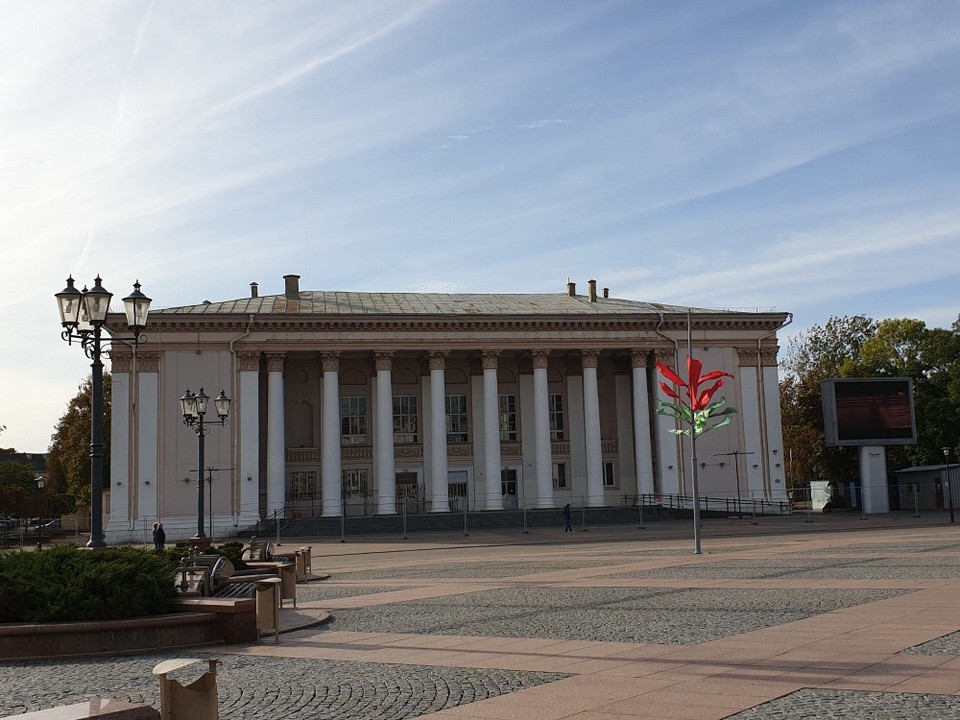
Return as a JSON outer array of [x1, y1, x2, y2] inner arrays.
[[36, 477, 45, 550], [943, 447, 955, 524], [56, 276, 151, 548], [180, 388, 231, 543], [715, 451, 754, 518]]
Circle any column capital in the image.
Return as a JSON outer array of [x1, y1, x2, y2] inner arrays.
[[630, 349, 651, 369], [237, 351, 261, 372], [760, 344, 780, 367], [428, 351, 447, 371], [481, 350, 500, 371], [137, 352, 160, 373], [735, 347, 758, 367], [374, 351, 394, 373], [266, 352, 286, 373], [110, 348, 133, 373], [580, 349, 601, 369], [320, 352, 341, 373], [531, 349, 550, 370], [653, 348, 676, 366]]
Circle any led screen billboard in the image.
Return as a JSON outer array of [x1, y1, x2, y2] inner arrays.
[[822, 378, 916, 447]]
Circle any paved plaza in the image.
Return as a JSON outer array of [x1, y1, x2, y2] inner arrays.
[[4, 513, 960, 718]]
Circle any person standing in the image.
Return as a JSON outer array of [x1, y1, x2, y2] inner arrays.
[[563, 503, 573, 533], [152, 521, 166, 551]]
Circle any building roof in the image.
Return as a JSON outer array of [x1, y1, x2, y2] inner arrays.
[[153, 291, 771, 318]]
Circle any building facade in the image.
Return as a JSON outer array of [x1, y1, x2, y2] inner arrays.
[[104, 275, 791, 543]]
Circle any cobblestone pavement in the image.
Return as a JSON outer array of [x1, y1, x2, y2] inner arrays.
[[598, 555, 960, 580], [7, 519, 960, 720], [326, 586, 904, 645], [333, 560, 593, 580], [297, 584, 407, 603], [727, 689, 960, 719], [0, 654, 566, 720]]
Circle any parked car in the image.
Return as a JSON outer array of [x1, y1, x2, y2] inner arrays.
[[0, 514, 16, 530]]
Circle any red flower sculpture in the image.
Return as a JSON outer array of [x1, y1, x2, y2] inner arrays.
[[656, 356, 737, 437]]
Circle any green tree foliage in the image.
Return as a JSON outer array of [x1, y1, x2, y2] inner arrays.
[[781, 315, 960, 489], [0, 462, 38, 516], [47, 374, 111, 504], [780, 316, 877, 488]]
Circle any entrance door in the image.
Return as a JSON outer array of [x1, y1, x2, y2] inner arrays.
[[396, 472, 421, 514], [501, 469, 518, 510]]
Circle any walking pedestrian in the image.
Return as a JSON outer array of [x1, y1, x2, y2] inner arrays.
[[563, 503, 573, 533]]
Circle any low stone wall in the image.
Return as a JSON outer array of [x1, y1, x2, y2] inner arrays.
[[0, 599, 256, 661]]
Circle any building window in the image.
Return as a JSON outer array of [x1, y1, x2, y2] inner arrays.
[[341, 397, 367, 446], [446, 395, 468, 443], [393, 395, 418, 444], [549, 394, 565, 440], [552, 462, 567, 489], [342, 468, 368, 498], [603, 461, 616, 488], [289, 471, 317, 500], [499, 394, 517, 441]]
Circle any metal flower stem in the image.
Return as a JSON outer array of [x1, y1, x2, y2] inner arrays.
[[688, 308, 702, 555]]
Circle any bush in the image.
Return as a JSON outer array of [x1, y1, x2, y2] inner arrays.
[[0, 546, 178, 623]]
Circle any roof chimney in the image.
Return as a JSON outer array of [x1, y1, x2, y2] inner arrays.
[[283, 274, 300, 300], [588, 279, 597, 302], [567, 281, 576, 297], [602, 287, 609, 299], [250, 282, 259, 298]]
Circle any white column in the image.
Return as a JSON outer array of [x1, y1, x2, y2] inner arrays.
[[375, 352, 396, 515], [654, 349, 682, 495], [581, 350, 605, 507], [107, 350, 132, 535], [321, 352, 342, 516], [631, 350, 655, 496], [266, 353, 286, 520], [736, 348, 764, 499], [135, 354, 160, 528], [429, 352, 450, 512], [615, 372, 636, 495], [532, 351, 554, 509], [481, 351, 503, 510], [237, 351, 261, 525], [762, 359, 788, 500]]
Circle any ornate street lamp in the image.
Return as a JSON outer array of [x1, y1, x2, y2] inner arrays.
[[56, 276, 151, 548], [181, 388, 231, 542]]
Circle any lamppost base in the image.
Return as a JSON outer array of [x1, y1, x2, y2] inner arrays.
[[190, 535, 212, 550]]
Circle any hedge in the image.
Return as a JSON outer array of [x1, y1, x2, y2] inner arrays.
[[0, 546, 178, 623]]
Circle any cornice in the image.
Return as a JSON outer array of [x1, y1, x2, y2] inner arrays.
[[138, 313, 789, 335]]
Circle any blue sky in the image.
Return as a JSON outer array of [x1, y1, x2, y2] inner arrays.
[[2, 0, 959, 452]]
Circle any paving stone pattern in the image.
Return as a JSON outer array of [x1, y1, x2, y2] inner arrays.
[[297, 584, 407, 603], [598, 556, 960, 581], [326, 586, 905, 645], [333, 561, 591, 580], [726, 688, 960, 719], [0, 654, 567, 720], [906, 630, 960, 656]]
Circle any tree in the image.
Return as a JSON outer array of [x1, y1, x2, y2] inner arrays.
[[845, 319, 960, 468], [780, 316, 877, 489], [47, 374, 111, 504], [781, 314, 960, 490]]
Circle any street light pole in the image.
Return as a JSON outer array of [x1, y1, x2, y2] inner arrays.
[[180, 389, 231, 543], [36, 477, 45, 550], [943, 447, 955, 524], [715, 451, 755, 518], [56, 276, 151, 548]]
